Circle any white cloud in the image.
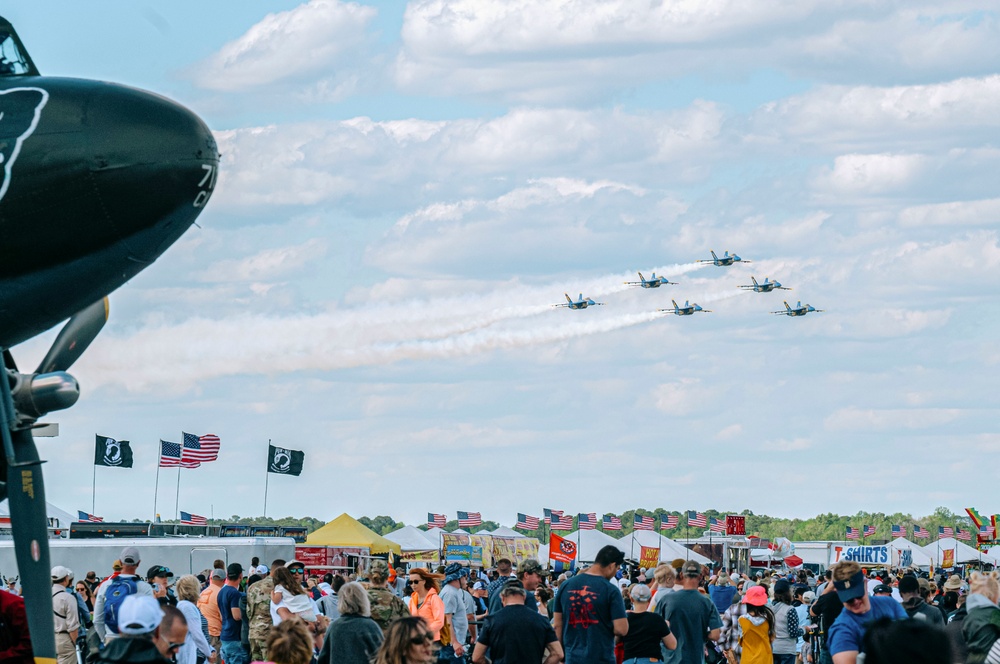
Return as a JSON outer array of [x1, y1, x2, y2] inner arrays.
[[824, 407, 962, 431], [761, 438, 811, 451], [192, 0, 377, 91], [654, 378, 718, 415], [203, 238, 327, 282], [899, 198, 1000, 228], [715, 424, 743, 440], [812, 153, 927, 195]]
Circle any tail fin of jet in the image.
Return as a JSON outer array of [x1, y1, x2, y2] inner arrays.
[[638, 272, 645, 282], [710, 250, 718, 260], [784, 301, 791, 311], [795, 301, 802, 308], [565, 293, 572, 303], [671, 299, 679, 309], [578, 293, 584, 302], [751, 276, 759, 286]]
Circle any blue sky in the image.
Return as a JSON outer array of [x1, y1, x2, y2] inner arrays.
[[7, 1, 1000, 526]]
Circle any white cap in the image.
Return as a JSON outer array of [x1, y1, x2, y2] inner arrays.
[[118, 596, 163, 635], [51, 565, 73, 581], [255, 565, 268, 575]]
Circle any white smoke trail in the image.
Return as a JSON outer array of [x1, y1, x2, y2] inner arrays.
[[77, 262, 720, 391]]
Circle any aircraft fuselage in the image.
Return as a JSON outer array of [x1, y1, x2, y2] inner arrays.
[[0, 76, 219, 348]]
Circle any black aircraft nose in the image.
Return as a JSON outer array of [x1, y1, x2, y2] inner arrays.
[[86, 83, 219, 261]]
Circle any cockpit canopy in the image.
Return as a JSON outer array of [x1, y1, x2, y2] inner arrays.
[[0, 18, 40, 77]]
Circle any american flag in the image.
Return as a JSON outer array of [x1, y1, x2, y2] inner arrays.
[[688, 511, 707, 528], [551, 513, 574, 530], [515, 513, 539, 530], [578, 513, 597, 530], [181, 432, 220, 464], [914, 525, 930, 538], [159, 440, 198, 468], [957, 529, 972, 541], [77, 510, 103, 523], [939, 526, 954, 538], [427, 513, 447, 528], [863, 525, 876, 537], [981, 525, 996, 539], [709, 517, 726, 533], [661, 515, 680, 530], [180, 511, 207, 526], [603, 515, 622, 531], [891, 524, 905, 538], [458, 511, 482, 527], [634, 514, 655, 531], [846, 526, 860, 540], [543, 508, 563, 525]]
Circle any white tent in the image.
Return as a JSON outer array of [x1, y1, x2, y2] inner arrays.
[[0, 499, 75, 530], [887, 538, 933, 568], [451, 528, 470, 534], [488, 526, 523, 538], [385, 525, 439, 552], [423, 527, 445, 548], [920, 538, 1000, 566], [624, 530, 711, 566]]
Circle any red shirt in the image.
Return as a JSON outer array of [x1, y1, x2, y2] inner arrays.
[[0, 589, 33, 663]]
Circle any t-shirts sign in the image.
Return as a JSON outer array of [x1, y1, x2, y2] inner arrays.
[[831, 545, 889, 565]]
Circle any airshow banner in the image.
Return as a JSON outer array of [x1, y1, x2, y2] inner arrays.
[[445, 545, 483, 564], [639, 546, 660, 569], [942, 549, 955, 568], [549, 532, 577, 565], [830, 545, 889, 566]]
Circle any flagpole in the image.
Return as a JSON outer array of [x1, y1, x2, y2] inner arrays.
[[92, 462, 97, 514], [263, 439, 271, 517], [174, 467, 181, 521], [658, 515, 663, 567], [630, 513, 635, 562], [153, 453, 161, 523]]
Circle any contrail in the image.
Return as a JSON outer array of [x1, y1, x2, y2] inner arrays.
[[77, 262, 719, 391]]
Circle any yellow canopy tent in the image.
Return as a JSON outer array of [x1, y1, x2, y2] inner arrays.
[[305, 513, 402, 554]]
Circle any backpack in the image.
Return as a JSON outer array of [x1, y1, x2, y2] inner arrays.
[[103, 576, 138, 634]]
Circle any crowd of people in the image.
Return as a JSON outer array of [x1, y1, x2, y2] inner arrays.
[[2, 543, 999, 664]]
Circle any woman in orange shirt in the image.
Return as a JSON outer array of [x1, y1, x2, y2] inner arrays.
[[407, 568, 445, 643]]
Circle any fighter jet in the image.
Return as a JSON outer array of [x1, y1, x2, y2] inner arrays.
[[698, 250, 752, 266], [739, 276, 791, 293], [771, 301, 823, 316], [624, 272, 676, 289], [659, 299, 711, 316], [553, 293, 604, 309]]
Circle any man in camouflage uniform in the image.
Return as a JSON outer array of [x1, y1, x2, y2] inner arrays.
[[246, 558, 284, 661], [365, 559, 410, 633]]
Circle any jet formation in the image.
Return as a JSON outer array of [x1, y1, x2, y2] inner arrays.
[[554, 251, 824, 318]]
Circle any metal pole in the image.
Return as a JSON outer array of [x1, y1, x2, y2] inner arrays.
[[263, 439, 271, 517], [153, 450, 161, 522], [174, 467, 181, 521], [92, 461, 96, 514]]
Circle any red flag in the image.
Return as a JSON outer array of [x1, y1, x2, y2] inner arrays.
[[549, 532, 578, 565]]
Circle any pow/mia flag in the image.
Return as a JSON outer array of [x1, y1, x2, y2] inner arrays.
[[267, 444, 304, 476], [94, 435, 134, 468]]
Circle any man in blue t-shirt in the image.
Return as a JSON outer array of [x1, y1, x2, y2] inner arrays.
[[217, 562, 248, 664], [553, 545, 628, 664], [826, 561, 906, 664]]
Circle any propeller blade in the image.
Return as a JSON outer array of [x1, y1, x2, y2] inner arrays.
[[0, 369, 57, 660], [35, 297, 109, 374]]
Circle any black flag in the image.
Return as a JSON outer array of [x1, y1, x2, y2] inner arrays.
[[267, 444, 304, 476], [94, 435, 133, 468]]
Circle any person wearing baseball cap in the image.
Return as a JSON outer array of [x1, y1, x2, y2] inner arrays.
[[825, 561, 906, 663], [52, 566, 79, 664], [653, 559, 722, 664], [94, 546, 154, 642], [488, 559, 548, 616], [621, 582, 676, 662], [147, 565, 176, 608]]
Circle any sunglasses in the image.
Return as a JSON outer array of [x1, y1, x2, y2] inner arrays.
[[289, 569, 304, 574], [409, 632, 434, 645], [409, 578, 423, 584]]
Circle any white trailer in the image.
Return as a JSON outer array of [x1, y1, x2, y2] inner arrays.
[[0, 537, 296, 581]]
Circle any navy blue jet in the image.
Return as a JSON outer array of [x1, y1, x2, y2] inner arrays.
[[624, 272, 676, 289], [553, 293, 604, 309], [772, 301, 823, 316], [659, 299, 711, 316], [698, 250, 752, 266], [739, 276, 791, 292]]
